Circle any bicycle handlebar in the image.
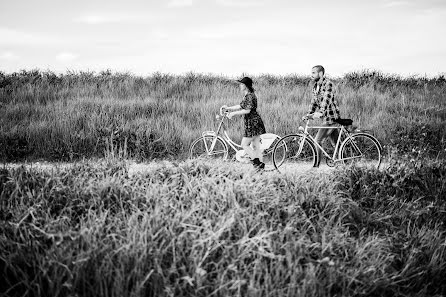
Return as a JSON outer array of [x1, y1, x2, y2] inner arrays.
[[216, 106, 230, 120], [219, 106, 230, 116], [301, 115, 312, 122]]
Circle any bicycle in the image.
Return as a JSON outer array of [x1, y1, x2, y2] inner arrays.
[[189, 106, 286, 170], [271, 117, 382, 171]]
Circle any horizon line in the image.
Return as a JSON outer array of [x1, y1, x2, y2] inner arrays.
[[1, 67, 445, 79]]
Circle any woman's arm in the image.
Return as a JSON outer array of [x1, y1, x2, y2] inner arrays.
[[225, 104, 241, 111], [228, 109, 250, 119]]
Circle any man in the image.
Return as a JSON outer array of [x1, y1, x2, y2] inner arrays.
[[303, 65, 341, 167]]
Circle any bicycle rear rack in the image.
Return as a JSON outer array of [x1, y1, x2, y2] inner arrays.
[[202, 131, 216, 136], [259, 133, 279, 150]]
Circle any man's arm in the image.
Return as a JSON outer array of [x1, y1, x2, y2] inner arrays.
[[303, 89, 320, 120], [308, 97, 318, 115], [319, 81, 335, 118]]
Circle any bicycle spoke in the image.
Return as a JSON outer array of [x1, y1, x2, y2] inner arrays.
[[341, 134, 381, 169], [190, 136, 228, 160], [272, 134, 317, 171], [208, 150, 227, 156], [288, 154, 314, 162], [358, 144, 376, 156]]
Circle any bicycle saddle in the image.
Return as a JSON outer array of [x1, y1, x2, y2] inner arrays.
[[334, 118, 353, 126]]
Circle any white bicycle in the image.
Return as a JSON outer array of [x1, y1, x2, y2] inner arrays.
[[189, 106, 285, 170], [272, 118, 382, 171]]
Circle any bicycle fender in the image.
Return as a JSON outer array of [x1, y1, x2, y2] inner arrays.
[[201, 131, 217, 137]]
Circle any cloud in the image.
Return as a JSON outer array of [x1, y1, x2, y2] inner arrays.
[[0, 27, 50, 45], [0, 27, 72, 47], [187, 18, 314, 41], [74, 13, 144, 24], [215, 0, 265, 7], [383, 1, 410, 8], [167, 0, 194, 8], [0, 51, 18, 60], [56, 52, 78, 62], [73, 12, 169, 25]]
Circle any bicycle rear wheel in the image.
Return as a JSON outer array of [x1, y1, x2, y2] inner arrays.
[[189, 135, 228, 160], [272, 134, 318, 172], [340, 133, 381, 169]]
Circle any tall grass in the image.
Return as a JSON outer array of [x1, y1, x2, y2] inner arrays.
[[1, 158, 445, 296], [0, 69, 445, 161]]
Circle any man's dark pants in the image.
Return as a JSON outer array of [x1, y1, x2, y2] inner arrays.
[[314, 123, 339, 167]]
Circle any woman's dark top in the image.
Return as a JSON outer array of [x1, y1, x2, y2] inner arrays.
[[239, 92, 266, 137]]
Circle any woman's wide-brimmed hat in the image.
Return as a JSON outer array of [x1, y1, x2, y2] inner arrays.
[[236, 77, 253, 88]]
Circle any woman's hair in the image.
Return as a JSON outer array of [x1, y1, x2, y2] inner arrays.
[[246, 85, 255, 93], [238, 77, 255, 93]]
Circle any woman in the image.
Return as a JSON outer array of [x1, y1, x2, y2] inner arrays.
[[224, 77, 267, 170]]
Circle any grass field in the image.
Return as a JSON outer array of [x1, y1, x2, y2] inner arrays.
[[1, 69, 445, 161], [1, 69, 445, 296], [1, 158, 445, 297]]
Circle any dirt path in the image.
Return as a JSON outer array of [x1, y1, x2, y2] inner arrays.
[[2, 160, 385, 178]]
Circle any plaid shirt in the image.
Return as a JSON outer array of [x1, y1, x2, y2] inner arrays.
[[308, 77, 340, 124]]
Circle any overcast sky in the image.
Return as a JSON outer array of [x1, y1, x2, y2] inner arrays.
[[1, 0, 445, 76]]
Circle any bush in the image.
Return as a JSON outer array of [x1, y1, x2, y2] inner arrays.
[[0, 159, 445, 296], [1, 69, 445, 161]]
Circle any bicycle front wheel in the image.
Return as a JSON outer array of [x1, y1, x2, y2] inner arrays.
[[340, 133, 381, 169], [272, 134, 318, 172], [262, 135, 283, 171], [189, 135, 228, 160]]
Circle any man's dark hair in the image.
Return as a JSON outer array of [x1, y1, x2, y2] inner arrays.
[[312, 65, 325, 75]]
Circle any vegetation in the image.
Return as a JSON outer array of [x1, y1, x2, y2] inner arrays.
[[1, 68, 445, 296], [1, 69, 445, 161], [1, 157, 445, 296]]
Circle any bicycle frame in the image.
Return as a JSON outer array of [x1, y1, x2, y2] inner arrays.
[[195, 106, 282, 164], [204, 114, 242, 154], [204, 113, 278, 157], [299, 120, 363, 162]]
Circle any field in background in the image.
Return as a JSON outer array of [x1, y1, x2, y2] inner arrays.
[[1, 69, 446, 296], [1, 158, 445, 296], [1, 69, 445, 161]]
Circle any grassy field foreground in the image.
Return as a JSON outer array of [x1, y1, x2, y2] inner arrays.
[[1, 70, 445, 161], [1, 158, 445, 296]]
